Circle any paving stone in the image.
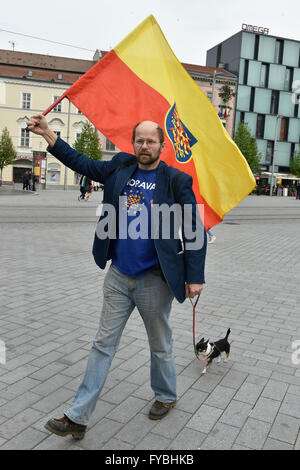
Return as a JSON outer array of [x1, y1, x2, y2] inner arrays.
[[279, 393, 300, 419], [269, 413, 300, 445], [186, 405, 223, 434], [167, 427, 206, 450], [1, 192, 300, 449], [106, 396, 148, 423], [204, 385, 237, 409], [263, 438, 294, 450], [235, 418, 271, 450], [248, 397, 281, 423], [219, 400, 252, 428], [234, 382, 264, 405], [200, 422, 240, 450]]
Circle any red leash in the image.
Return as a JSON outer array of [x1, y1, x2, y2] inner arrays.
[[189, 293, 203, 361]]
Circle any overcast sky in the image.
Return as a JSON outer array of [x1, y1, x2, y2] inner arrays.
[[1, 0, 300, 65]]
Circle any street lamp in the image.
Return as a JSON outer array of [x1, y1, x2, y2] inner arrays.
[[63, 100, 71, 190], [270, 114, 281, 197]]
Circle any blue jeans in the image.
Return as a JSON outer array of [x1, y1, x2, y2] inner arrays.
[[65, 264, 176, 425]]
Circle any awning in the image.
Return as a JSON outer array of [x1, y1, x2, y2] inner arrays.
[[260, 172, 300, 181]]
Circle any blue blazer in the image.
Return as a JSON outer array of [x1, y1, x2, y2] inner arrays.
[[49, 138, 206, 303]]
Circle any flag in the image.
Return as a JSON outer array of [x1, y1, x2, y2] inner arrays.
[[53, 15, 255, 229]]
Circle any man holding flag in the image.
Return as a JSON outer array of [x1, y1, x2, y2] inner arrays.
[[26, 13, 255, 440], [27, 114, 206, 438]]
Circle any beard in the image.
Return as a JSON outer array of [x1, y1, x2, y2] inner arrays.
[[135, 150, 161, 166]]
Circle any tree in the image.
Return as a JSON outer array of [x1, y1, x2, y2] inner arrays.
[[218, 83, 235, 116], [290, 145, 300, 177], [73, 121, 102, 161], [234, 121, 261, 175], [0, 127, 16, 182]]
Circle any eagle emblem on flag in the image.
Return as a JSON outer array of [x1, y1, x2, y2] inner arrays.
[[165, 103, 197, 164]]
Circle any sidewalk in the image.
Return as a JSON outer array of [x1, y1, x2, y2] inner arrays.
[[0, 191, 300, 450]]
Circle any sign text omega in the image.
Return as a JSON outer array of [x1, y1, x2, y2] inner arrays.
[[242, 24, 269, 35]]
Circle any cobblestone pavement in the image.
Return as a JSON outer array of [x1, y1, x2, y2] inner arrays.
[[0, 188, 300, 450]]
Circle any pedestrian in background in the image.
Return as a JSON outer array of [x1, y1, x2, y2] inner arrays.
[[22, 170, 30, 190], [296, 181, 300, 200], [78, 175, 92, 201]]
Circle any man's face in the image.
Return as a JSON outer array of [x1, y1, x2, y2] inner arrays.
[[133, 121, 165, 169]]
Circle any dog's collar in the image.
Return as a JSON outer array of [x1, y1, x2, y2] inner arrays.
[[202, 342, 221, 361], [202, 343, 213, 361]]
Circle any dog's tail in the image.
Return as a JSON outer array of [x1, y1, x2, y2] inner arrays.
[[225, 328, 231, 340]]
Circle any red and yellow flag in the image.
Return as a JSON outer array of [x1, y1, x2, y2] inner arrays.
[[53, 15, 255, 229]]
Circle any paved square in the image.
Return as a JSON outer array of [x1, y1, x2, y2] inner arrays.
[[0, 187, 300, 449]]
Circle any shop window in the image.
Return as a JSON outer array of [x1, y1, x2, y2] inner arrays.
[[47, 163, 61, 184]]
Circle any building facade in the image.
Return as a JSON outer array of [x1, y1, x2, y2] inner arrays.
[[0, 49, 119, 187], [206, 29, 300, 180], [0, 49, 237, 187]]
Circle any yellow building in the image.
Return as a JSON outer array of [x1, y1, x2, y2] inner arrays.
[[0, 49, 118, 188]]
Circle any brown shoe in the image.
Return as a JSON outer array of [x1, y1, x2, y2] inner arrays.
[[44, 415, 86, 440], [148, 400, 176, 420]]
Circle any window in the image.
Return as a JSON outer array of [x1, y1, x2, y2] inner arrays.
[[106, 139, 115, 151], [254, 35, 259, 60], [266, 140, 274, 164], [53, 96, 62, 112], [256, 114, 265, 139], [22, 92, 31, 109], [249, 87, 255, 112], [54, 131, 61, 138], [275, 39, 284, 64], [279, 117, 289, 141], [57, 74, 63, 80], [20, 128, 30, 147], [270, 90, 279, 114], [284, 67, 293, 91], [76, 132, 81, 141], [27, 70, 33, 77], [243, 60, 249, 85], [260, 63, 269, 88]]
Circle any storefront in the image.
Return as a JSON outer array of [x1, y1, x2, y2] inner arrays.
[[13, 156, 32, 183]]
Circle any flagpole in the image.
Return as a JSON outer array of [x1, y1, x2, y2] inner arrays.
[[42, 93, 67, 116]]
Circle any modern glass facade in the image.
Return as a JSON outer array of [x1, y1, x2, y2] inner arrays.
[[206, 31, 300, 173]]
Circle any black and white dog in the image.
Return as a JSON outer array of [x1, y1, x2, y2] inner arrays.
[[196, 328, 231, 374]]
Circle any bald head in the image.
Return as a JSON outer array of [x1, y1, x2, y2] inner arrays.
[[132, 121, 164, 144]]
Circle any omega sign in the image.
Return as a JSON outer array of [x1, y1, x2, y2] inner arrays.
[[242, 24, 269, 35]]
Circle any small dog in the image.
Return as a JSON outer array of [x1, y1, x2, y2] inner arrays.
[[196, 328, 231, 374]]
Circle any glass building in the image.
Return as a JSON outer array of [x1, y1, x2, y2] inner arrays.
[[206, 30, 300, 175]]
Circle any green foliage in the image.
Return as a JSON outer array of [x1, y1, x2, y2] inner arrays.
[[218, 83, 235, 107], [73, 121, 102, 161], [0, 127, 17, 179], [234, 121, 261, 175], [290, 145, 300, 177]]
